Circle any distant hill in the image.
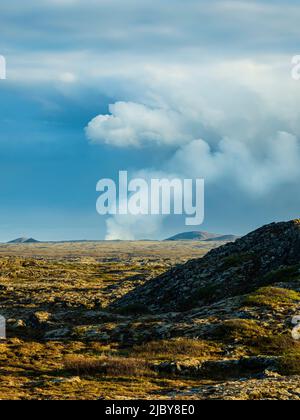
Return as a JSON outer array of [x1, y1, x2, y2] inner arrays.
[[8, 238, 40, 244], [205, 234, 240, 242], [165, 231, 239, 242]]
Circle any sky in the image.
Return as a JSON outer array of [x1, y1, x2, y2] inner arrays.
[[1, 0, 300, 241]]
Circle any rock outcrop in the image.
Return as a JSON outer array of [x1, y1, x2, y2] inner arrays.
[[114, 220, 300, 312]]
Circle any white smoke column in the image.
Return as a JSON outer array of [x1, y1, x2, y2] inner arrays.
[[105, 214, 163, 240], [104, 170, 185, 240]]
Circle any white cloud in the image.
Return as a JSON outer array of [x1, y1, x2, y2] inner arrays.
[[58, 72, 77, 83], [86, 58, 300, 239], [85, 57, 300, 148], [169, 132, 300, 196], [86, 101, 191, 147]]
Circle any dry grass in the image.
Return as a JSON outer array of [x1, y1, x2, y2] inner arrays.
[[0, 339, 201, 400], [252, 335, 300, 375], [133, 338, 222, 361], [280, 352, 300, 375], [0, 242, 217, 399], [253, 335, 298, 355], [63, 355, 152, 377], [0, 241, 211, 260], [214, 319, 269, 344]]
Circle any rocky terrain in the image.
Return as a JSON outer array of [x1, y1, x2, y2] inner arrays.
[[1, 221, 300, 400], [117, 220, 300, 312]]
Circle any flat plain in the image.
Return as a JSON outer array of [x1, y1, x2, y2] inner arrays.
[[0, 240, 218, 400], [1, 234, 300, 401]]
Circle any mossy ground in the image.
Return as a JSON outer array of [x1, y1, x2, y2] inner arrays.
[[1, 241, 300, 399], [245, 287, 300, 310], [0, 338, 211, 400], [0, 241, 214, 400]]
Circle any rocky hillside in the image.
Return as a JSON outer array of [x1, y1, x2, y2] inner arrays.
[[115, 220, 300, 312]]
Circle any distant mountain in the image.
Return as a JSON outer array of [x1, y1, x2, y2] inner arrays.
[[8, 238, 40, 244], [165, 231, 239, 242], [165, 231, 219, 241], [205, 234, 240, 242]]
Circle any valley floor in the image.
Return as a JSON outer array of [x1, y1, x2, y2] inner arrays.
[[0, 241, 300, 400]]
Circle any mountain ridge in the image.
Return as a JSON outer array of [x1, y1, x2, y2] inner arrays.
[[114, 219, 300, 312], [165, 231, 239, 242]]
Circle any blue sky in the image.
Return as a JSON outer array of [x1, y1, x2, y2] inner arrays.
[[1, 0, 300, 241]]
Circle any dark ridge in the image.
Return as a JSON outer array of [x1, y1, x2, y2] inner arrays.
[[113, 220, 300, 312]]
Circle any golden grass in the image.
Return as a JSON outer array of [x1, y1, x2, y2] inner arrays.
[[133, 338, 222, 361], [214, 319, 269, 344], [63, 355, 152, 377]]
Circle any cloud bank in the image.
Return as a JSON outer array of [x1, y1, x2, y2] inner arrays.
[[86, 102, 189, 147], [2, 0, 300, 240], [86, 58, 300, 239]]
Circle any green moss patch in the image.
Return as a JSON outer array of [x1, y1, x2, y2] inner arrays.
[[245, 287, 300, 310]]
